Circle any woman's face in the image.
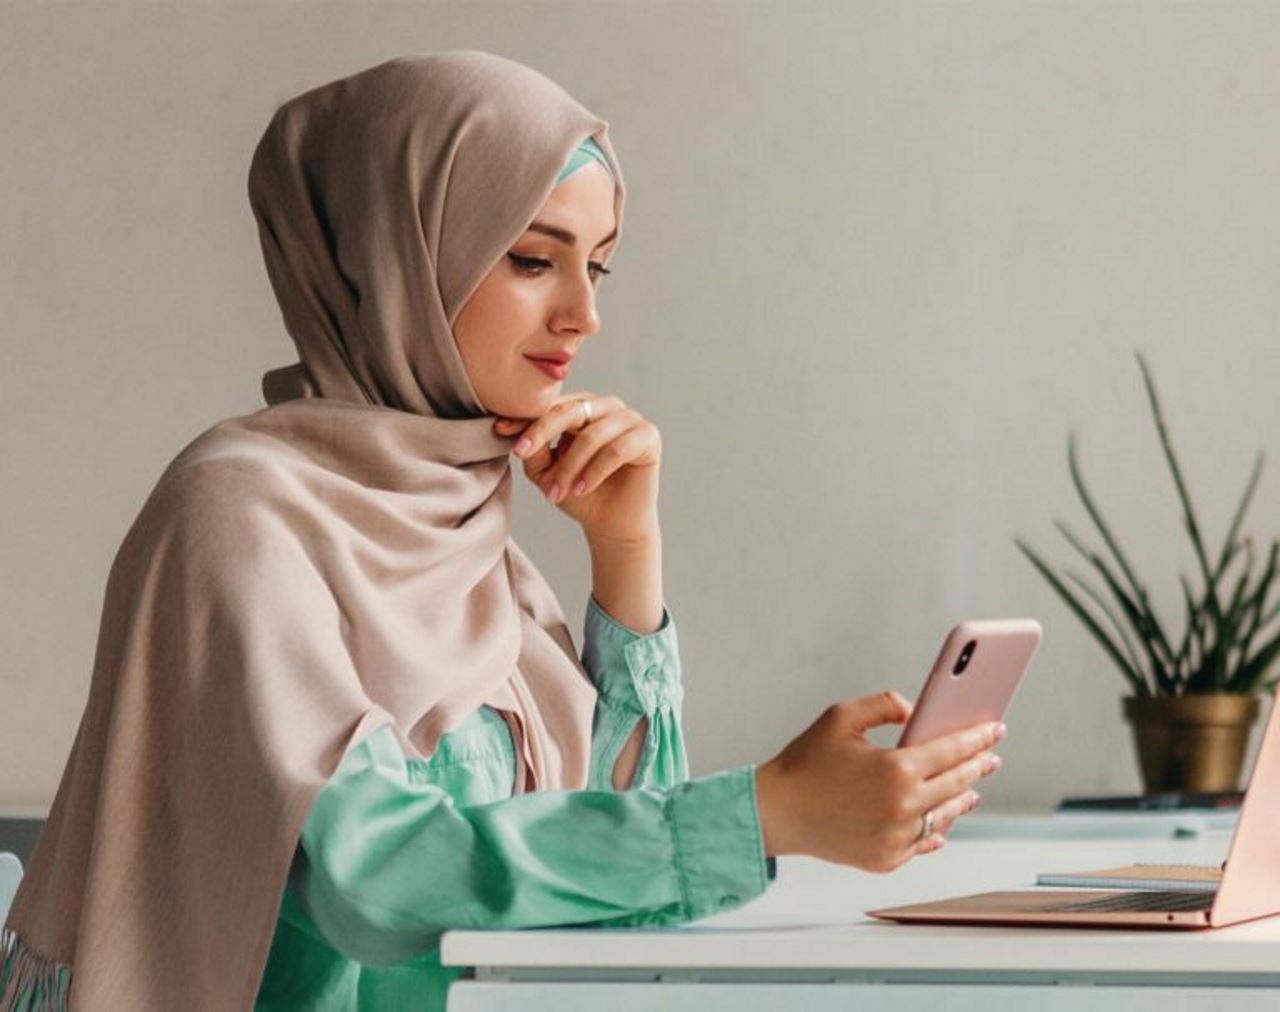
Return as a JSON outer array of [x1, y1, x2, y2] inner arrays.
[[453, 160, 617, 419]]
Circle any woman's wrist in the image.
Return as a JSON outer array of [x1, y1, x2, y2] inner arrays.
[[586, 529, 663, 635], [754, 759, 799, 859], [583, 517, 661, 550]]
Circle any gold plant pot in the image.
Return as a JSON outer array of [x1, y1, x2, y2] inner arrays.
[[1122, 694, 1261, 794]]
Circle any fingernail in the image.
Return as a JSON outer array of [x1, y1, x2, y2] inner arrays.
[[572, 479, 587, 496], [548, 483, 561, 503], [515, 437, 532, 456], [932, 836, 946, 851], [986, 754, 1003, 774], [969, 791, 982, 811], [994, 722, 1007, 742]]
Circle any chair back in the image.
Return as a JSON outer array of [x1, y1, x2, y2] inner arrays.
[[0, 852, 22, 924]]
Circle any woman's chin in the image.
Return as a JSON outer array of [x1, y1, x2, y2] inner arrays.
[[493, 390, 560, 421]]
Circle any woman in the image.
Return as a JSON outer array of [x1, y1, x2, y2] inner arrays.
[[0, 51, 1002, 1010]]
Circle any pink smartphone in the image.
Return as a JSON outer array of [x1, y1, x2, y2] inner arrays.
[[896, 619, 1043, 747]]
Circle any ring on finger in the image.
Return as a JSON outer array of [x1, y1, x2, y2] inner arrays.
[[577, 398, 594, 428], [916, 809, 935, 843]]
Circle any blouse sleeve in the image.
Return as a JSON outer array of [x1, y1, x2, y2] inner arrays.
[[581, 594, 687, 790], [291, 724, 771, 966]]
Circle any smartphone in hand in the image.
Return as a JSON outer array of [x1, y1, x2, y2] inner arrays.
[[896, 619, 1042, 748]]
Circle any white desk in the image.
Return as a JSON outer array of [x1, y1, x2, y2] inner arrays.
[[442, 825, 1280, 1010]]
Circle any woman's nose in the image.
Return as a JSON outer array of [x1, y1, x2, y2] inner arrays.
[[551, 280, 601, 336]]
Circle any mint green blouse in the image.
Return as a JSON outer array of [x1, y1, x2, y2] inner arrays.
[[251, 597, 774, 1010], [1, 600, 773, 1011]]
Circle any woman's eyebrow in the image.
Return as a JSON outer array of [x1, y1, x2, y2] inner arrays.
[[525, 220, 618, 250]]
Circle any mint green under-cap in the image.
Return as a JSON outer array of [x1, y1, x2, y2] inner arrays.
[[555, 135, 613, 186]]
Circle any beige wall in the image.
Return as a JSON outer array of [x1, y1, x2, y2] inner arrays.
[[3, 1, 1278, 812]]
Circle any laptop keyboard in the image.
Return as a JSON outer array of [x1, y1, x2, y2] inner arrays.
[[1044, 891, 1214, 914]]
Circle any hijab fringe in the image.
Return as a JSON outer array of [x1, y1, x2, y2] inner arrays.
[[0, 926, 71, 1010]]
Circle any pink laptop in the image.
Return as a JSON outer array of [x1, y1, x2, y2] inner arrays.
[[868, 696, 1280, 930]]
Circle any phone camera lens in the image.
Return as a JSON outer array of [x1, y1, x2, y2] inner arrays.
[[953, 640, 977, 676]]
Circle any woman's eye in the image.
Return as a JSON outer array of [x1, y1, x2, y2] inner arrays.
[[508, 254, 612, 282], [509, 254, 552, 275]]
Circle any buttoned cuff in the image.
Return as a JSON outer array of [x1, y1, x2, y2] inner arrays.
[[664, 764, 773, 919], [582, 594, 682, 716]]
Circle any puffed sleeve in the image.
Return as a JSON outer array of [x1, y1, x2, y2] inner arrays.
[[291, 724, 771, 966]]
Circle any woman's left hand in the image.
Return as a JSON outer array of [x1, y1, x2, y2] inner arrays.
[[493, 393, 661, 544]]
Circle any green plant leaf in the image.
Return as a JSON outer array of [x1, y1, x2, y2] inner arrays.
[[1066, 434, 1150, 613], [1066, 569, 1146, 677], [1016, 538, 1150, 695], [1029, 353, 1273, 699], [1238, 627, 1280, 693], [1228, 541, 1278, 690], [1222, 541, 1256, 628], [1203, 544, 1257, 690], [1065, 434, 1179, 674], [1135, 352, 1221, 621], [1054, 518, 1178, 682], [1214, 452, 1264, 581], [1174, 574, 1204, 686], [1086, 548, 1178, 694]]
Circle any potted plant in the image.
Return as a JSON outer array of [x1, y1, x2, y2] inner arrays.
[[1016, 353, 1280, 793]]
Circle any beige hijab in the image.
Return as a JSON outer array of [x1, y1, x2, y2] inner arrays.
[[2, 51, 625, 1009]]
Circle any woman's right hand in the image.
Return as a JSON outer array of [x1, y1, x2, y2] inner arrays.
[[753, 691, 1005, 872]]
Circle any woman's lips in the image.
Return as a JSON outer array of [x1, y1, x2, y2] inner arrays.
[[525, 356, 569, 381]]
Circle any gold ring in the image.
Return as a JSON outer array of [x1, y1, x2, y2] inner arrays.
[[917, 809, 935, 842]]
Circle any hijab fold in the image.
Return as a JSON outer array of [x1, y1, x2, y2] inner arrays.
[[2, 50, 625, 1009]]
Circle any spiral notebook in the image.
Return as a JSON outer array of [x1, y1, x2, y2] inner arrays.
[[1035, 863, 1223, 893]]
